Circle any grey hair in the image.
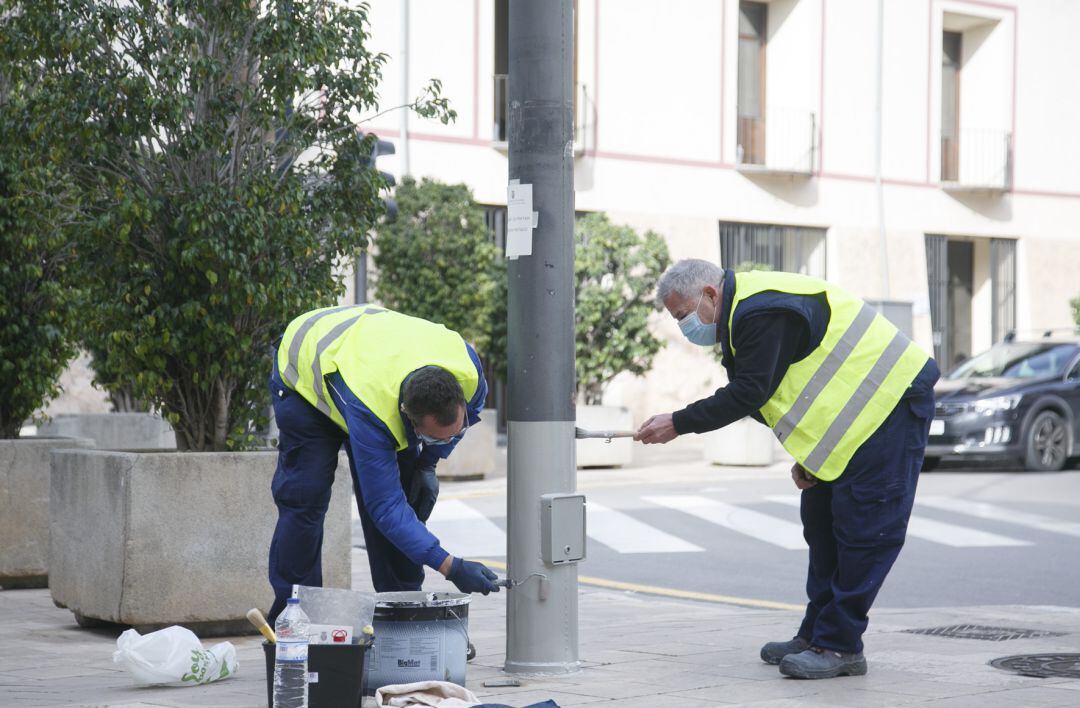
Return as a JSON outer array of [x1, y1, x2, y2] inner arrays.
[[656, 259, 723, 304]]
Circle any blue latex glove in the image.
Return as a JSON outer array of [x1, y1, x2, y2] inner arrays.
[[448, 557, 500, 595], [407, 465, 439, 522]]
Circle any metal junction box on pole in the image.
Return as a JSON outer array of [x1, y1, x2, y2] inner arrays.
[[540, 494, 587, 565]]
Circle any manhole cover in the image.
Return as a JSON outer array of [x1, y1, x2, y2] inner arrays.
[[903, 625, 1065, 641], [990, 654, 1080, 679]]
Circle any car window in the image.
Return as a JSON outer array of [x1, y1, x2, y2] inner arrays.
[[949, 343, 1079, 380], [1068, 359, 1080, 382]]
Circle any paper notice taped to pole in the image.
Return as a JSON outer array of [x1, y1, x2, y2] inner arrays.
[[506, 179, 537, 259]]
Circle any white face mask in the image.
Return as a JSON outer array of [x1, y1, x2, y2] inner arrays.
[[678, 291, 717, 346]]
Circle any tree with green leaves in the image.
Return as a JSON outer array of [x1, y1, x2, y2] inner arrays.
[[575, 213, 671, 405], [0, 56, 83, 438], [372, 177, 502, 378], [5, 0, 453, 450]]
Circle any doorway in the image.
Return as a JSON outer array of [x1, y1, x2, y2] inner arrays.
[[926, 235, 1016, 372], [946, 240, 974, 369]]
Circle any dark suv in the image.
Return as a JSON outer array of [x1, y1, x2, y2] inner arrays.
[[925, 339, 1080, 471]]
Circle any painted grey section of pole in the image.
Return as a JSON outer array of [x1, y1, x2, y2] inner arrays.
[[505, 0, 579, 675], [504, 422, 579, 674]]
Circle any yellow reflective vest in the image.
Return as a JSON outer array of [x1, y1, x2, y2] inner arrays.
[[729, 272, 930, 481], [276, 305, 479, 451]]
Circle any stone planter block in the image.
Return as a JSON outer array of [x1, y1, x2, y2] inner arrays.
[[703, 418, 776, 466], [39, 413, 176, 450], [438, 413, 497, 480], [49, 449, 352, 635], [576, 405, 634, 468], [0, 437, 94, 588]]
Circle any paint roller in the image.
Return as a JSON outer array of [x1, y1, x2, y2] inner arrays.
[[574, 427, 637, 442]]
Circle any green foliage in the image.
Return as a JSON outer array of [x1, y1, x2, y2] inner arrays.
[[575, 213, 671, 405], [1071, 297, 1080, 328], [6, 0, 453, 450], [0, 42, 83, 438], [372, 177, 502, 378]]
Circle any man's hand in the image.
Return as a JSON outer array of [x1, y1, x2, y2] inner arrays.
[[635, 413, 678, 445], [446, 557, 500, 595], [791, 462, 818, 490], [407, 465, 439, 522]]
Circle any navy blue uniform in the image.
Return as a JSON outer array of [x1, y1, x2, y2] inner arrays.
[[673, 271, 939, 653], [267, 347, 487, 622]]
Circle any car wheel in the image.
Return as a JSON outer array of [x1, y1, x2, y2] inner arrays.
[[1023, 410, 1070, 472], [921, 457, 940, 472]]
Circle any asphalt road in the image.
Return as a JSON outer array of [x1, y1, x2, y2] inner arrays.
[[354, 443, 1080, 611]]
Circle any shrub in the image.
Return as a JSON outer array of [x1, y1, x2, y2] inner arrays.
[[0, 33, 83, 438], [14, 0, 453, 450], [574, 213, 670, 405]]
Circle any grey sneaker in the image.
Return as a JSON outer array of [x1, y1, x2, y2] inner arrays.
[[759, 636, 810, 665], [779, 646, 868, 679]]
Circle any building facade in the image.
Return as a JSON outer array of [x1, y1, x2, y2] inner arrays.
[[354, 0, 1080, 424], [43, 0, 1080, 426]]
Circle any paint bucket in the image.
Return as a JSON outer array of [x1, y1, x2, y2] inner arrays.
[[362, 591, 470, 695]]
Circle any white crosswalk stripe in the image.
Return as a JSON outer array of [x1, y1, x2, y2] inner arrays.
[[645, 495, 807, 550], [918, 496, 1080, 539], [425, 499, 507, 557], [765, 495, 1031, 548], [586, 502, 704, 554]]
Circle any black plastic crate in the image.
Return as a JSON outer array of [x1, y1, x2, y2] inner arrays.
[[263, 641, 367, 708]]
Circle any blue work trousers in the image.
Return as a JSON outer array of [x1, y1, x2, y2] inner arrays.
[[266, 370, 424, 623], [795, 380, 935, 654]]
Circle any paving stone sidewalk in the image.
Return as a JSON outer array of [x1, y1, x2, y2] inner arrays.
[[2, 548, 1078, 707]]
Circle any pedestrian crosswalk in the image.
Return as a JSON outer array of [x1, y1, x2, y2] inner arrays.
[[355, 491, 1077, 558], [643, 495, 807, 550], [587, 502, 704, 553], [764, 495, 1031, 548]]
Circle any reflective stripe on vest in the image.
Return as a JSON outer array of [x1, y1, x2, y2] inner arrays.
[[277, 305, 479, 450], [729, 271, 930, 481]]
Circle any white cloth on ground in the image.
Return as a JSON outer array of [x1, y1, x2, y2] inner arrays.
[[374, 680, 481, 707]]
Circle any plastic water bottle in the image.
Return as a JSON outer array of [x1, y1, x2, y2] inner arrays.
[[273, 597, 310, 708]]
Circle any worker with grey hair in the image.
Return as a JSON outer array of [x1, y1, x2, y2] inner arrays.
[[636, 258, 939, 679]]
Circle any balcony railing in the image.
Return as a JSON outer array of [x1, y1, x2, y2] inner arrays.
[[941, 129, 1012, 191], [736, 106, 818, 176], [493, 74, 594, 154]]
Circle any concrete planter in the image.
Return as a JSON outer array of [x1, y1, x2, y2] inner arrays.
[[576, 405, 634, 468], [38, 413, 176, 450], [438, 411, 497, 480], [0, 437, 94, 589], [49, 449, 352, 635], [703, 418, 776, 466]]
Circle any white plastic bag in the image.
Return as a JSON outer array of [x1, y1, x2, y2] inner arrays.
[[113, 625, 239, 687]]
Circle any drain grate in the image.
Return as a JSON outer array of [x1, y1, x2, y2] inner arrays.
[[990, 653, 1080, 679], [903, 624, 1065, 642]]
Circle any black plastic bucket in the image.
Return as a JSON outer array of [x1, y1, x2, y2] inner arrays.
[[263, 641, 367, 708]]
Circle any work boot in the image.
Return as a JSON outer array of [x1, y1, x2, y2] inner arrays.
[[779, 646, 868, 679], [759, 636, 810, 665]]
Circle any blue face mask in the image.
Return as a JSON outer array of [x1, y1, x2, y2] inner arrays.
[[678, 291, 717, 346], [417, 419, 468, 446]]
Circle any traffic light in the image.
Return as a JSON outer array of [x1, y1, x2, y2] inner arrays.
[[360, 133, 397, 220]]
